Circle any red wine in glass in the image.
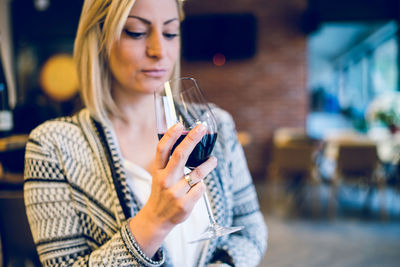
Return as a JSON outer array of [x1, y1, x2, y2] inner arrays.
[[157, 132, 218, 169], [154, 77, 243, 243]]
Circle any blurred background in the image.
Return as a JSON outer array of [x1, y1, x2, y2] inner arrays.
[[1, 0, 400, 266]]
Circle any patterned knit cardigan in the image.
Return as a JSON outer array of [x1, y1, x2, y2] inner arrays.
[[24, 107, 267, 267]]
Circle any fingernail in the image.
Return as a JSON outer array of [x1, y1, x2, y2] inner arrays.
[[175, 122, 183, 131], [195, 123, 206, 133]]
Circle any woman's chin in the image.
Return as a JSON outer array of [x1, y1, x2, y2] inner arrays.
[[139, 80, 167, 95]]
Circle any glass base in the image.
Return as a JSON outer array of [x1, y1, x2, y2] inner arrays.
[[189, 223, 244, 243]]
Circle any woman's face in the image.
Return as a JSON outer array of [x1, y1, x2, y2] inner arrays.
[[109, 0, 180, 97]]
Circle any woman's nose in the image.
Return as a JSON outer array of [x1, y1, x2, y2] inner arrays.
[[146, 31, 164, 59]]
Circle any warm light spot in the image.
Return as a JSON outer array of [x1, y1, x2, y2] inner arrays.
[[237, 131, 252, 147], [213, 53, 226, 66], [39, 54, 79, 101]]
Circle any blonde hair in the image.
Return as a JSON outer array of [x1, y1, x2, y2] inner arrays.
[[74, 0, 184, 123]]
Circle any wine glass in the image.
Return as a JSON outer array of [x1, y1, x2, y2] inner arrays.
[[154, 77, 243, 243]]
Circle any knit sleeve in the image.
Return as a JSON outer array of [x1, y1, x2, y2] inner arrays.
[[210, 108, 268, 267], [23, 121, 165, 267]]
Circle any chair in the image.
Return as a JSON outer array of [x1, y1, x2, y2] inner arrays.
[[0, 190, 41, 267], [267, 128, 321, 217], [328, 141, 386, 218]]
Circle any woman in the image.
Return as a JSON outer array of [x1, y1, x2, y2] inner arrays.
[[24, 0, 267, 266]]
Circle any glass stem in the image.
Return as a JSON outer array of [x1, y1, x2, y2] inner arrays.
[[202, 192, 217, 225]]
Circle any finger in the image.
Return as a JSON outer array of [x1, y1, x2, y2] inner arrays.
[[154, 123, 184, 170], [165, 123, 207, 174], [172, 156, 217, 197], [183, 180, 207, 204]]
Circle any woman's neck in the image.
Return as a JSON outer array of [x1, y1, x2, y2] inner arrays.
[[111, 93, 156, 131], [110, 93, 159, 171]]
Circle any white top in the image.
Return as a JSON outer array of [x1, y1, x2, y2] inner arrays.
[[123, 159, 209, 267]]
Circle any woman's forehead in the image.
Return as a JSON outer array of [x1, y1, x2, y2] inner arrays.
[[128, 0, 179, 21]]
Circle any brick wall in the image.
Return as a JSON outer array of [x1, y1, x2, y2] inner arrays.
[[181, 0, 309, 181]]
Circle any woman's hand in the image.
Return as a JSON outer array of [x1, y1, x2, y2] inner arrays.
[[147, 122, 217, 226], [129, 122, 218, 257]]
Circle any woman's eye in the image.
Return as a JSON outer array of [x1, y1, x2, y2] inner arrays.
[[163, 33, 179, 40], [124, 30, 146, 39]]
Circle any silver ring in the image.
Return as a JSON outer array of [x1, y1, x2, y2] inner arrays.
[[184, 174, 196, 187]]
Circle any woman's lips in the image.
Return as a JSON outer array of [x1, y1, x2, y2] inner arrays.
[[142, 69, 167, 78]]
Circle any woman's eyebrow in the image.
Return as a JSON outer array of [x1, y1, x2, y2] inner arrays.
[[164, 18, 179, 25], [128, 15, 179, 25]]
